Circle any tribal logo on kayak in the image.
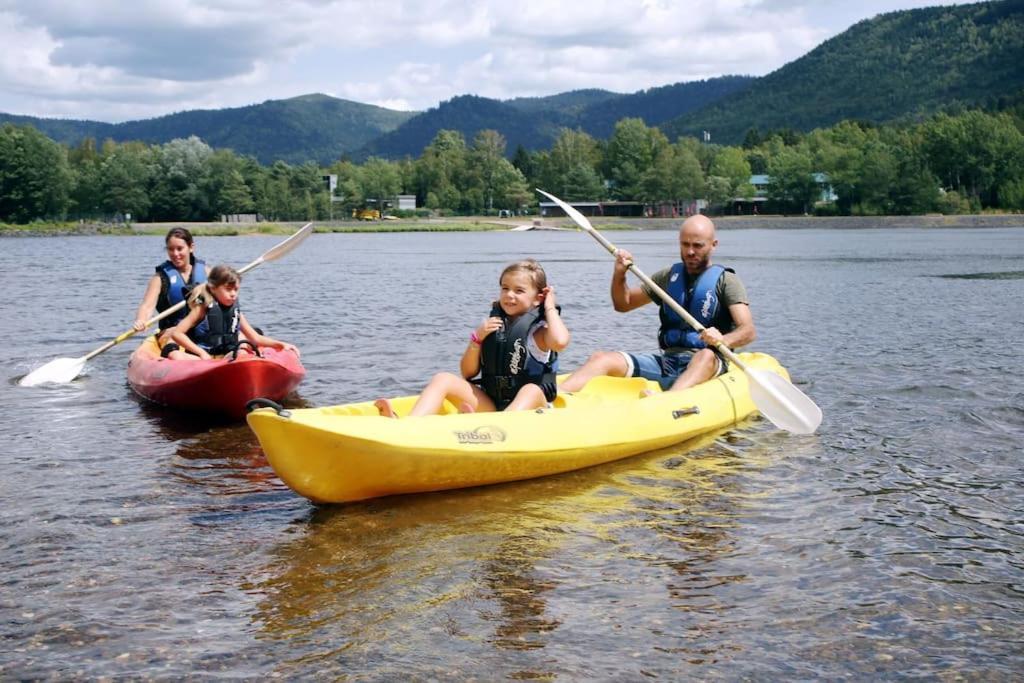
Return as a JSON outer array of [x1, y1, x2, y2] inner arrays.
[[453, 426, 507, 444]]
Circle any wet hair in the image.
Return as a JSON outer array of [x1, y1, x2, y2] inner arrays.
[[208, 264, 241, 287], [164, 227, 194, 246], [500, 259, 547, 291]]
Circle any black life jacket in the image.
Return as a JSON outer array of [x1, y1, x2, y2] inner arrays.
[[156, 256, 207, 332], [657, 263, 735, 350], [190, 301, 240, 355], [478, 303, 559, 410]]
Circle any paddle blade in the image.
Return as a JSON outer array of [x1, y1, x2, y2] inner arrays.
[[19, 357, 87, 386], [537, 189, 593, 229], [747, 368, 822, 435], [262, 223, 313, 262]]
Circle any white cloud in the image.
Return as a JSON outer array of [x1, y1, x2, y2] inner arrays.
[[0, 0, 977, 122]]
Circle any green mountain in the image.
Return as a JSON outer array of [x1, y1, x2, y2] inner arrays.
[[505, 89, 622, 115], [661, 0, 1024, 144], [358, 95, 572, 159], [577, 76, 755, 138], [0, 94, 415, 164], [359, 76, 755, 159]]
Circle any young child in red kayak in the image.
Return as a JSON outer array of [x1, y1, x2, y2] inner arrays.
[[162, 264, 299, 361], [376, 259, 570, 417]]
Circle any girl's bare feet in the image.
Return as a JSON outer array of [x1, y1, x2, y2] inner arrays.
[[374, 398, 397, 418]]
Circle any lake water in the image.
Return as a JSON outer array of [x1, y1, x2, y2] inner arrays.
[[1, 225, 1022, 678]]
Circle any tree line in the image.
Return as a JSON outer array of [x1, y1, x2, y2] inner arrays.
[[2, 107, 1023, 224]]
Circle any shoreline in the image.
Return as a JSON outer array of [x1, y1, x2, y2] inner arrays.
[[2, 213, 1022, 236]]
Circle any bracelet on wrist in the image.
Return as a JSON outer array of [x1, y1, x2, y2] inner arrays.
[[469, 331, 482, 346]]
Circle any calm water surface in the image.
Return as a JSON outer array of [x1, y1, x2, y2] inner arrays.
[[1, 226, 1022, 678]]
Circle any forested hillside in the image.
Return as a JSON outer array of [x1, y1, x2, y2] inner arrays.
[[0, 94, 415, 165], [577, 76, 754, 138], [661, 0, 1024, 143], [358, 95, 572, 159]]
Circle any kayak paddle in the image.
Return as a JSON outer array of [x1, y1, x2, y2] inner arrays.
[[536, 189, 822, 435], [19, 222, 314, 387]]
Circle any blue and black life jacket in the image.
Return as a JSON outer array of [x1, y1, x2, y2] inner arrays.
[[478, 303, 559, 410], [657, 263, 735, 350], [189, 301, 240, 356], [156, 256, 207, 332]]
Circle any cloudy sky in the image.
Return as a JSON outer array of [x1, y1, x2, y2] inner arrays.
[[0, 0, 970, 122]]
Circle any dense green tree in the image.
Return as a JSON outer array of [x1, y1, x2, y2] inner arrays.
[[468, 130, 508, 213], [99, 142, 154, 221], [921, 110, 1024, 207], [259, 161, 299, 220], [150, 136, 215, 221], [766, 145, 819, 214], [709, 146, 752, 197], [0, 123, 72, 222], [360, 157, 402, 215], [511, 144, 537, 182], [217, 170, 255, 215], [415, 130, 467, 210], [638, 140, 704, 203], [537, 128, 603, 200], [703, 176, 734, 210], [558, 163, 605, 202], [490, 160, 532, 211], [604, 118, 665, 200], [67, 138, 104, 219], [203, 149, 254, 217]]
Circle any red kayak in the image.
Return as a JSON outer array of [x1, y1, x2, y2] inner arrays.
[[127, 336, 305, 419]]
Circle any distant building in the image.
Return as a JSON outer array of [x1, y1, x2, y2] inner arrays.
[[397, 194, 417, 211], [222, 213, 261, 223], [734, 172, 836, 213], [539, 200, 645, 218]]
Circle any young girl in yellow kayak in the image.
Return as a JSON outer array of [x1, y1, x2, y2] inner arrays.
[[376, 259, 570, 417], [162, 264, 299, 361]]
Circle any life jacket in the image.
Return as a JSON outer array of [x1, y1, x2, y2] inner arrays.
[[189, 301, 241, 355], [478, 303, 559, 410], [657, 263, 734, 350], [156, 256, 207, 332]]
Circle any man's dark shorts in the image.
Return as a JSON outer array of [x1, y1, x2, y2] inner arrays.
[[622, 350, 727, 391]]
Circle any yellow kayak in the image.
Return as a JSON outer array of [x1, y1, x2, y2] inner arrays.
[[246, 352, 788, 504]]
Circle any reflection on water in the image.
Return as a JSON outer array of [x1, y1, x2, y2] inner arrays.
[[245, 425, 809, 678], [1, 228, 1023, 677]]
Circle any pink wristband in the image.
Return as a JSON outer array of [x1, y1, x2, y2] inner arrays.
[[469, 331, 482, 346]]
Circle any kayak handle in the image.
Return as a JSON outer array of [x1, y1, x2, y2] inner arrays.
[[245, 398, 291, 417], [230, 340, 263, 361]]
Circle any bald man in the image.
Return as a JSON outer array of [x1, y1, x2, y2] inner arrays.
[[560, 214, 756, 393]]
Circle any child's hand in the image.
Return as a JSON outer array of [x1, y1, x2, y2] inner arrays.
[[477, 316, 504, 340], [278, 342, 300, 357], [541, 286, 558, 312], [197, 349, 212, 361]]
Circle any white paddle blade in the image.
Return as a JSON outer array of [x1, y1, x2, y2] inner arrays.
[[19, 357, 87, 386], [748, 368, 822, 434]]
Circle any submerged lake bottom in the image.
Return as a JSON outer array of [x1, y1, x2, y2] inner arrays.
[[1, 226, 1022, 677]]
